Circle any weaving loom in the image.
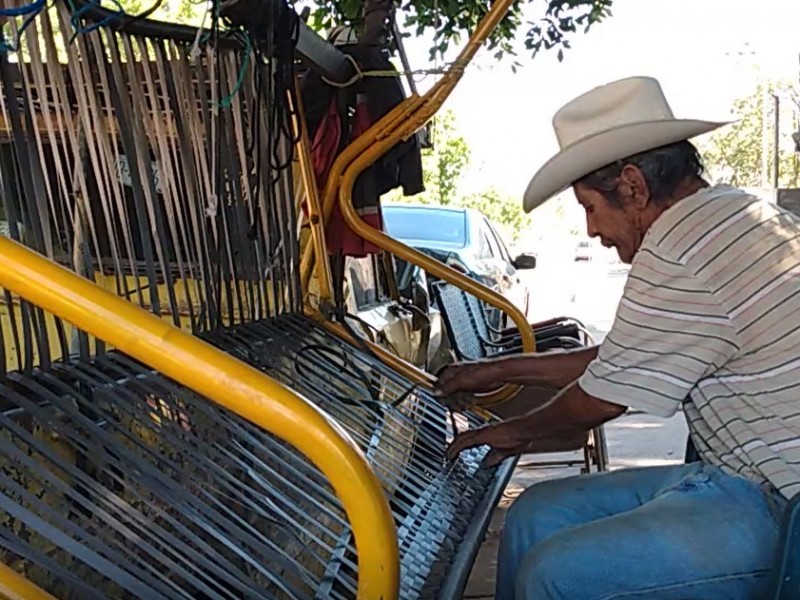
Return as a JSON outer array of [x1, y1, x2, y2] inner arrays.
[[0, 1, 515, 598]]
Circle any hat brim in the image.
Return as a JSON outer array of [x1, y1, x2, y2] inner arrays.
[[522, 119, 730, 213]]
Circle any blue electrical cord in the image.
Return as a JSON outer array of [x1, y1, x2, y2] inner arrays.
[[0, 0, 47, 53], [68, 0, 126, 39]]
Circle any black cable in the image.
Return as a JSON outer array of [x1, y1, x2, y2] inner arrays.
[[293, 343, 384, 415]]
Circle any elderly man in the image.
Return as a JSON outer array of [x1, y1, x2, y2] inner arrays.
[[438, 76, 800, 600]]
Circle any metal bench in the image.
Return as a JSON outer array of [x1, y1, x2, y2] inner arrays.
[[431, 280, 609, 472], [0, 1, 515, 597]]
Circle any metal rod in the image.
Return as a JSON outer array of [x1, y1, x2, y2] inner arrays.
[[291, 77, 335, 305], [0, 563, 58, 600], [295, 19, 355, 84], [67, 0, 356, 84]]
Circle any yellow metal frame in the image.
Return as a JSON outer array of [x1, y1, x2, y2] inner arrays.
[[291, 77, 336, 305], [300, 0, 533, 406], [0, 564, 57, 600], [0, 236, 399, 600]]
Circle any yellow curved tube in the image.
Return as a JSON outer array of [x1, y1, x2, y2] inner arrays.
[[0, 564, 57, 600], [338, 162, 530, 407], [292, 77, 335, 305], [300, 97, 424, 293], [298, 0, 530, 406], [336, 0, 532, 407], [0, 236, 399, 600]]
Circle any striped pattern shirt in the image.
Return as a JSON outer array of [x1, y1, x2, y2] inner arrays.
[[579, 184, 800, 498]]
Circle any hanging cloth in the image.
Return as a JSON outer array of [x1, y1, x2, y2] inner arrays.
[[300, 43, 424, 258], [324, 92, 383, 257]]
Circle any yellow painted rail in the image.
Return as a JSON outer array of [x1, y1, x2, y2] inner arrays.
[[335, 0, 534, 406], [0, 564, 58, 600], [0, 236, 399, 600]]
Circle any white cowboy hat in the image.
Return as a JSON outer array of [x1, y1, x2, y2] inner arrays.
[[522, 76, 730, 213]]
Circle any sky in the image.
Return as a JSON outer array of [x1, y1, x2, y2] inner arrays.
[[396, 0, 800, 208]]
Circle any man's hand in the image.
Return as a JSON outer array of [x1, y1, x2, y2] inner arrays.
[[446, 420, 529, 468], [447, 420, 590, 468], [435, 360, 500, 398]]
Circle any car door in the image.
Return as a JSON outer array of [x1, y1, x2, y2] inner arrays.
[[473, 219, 505, 289], [483, 219, 529, 316]]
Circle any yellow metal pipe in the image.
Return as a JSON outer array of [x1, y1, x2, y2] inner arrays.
[[0, 565, 57, 600], [296, 0, 527, 407], [331, 0, 530, 407], [0, 236, 399, 600], [338, 172, 529, 406], [299, 96, 424, 292], [424, 0, 517, 107], [291, 78, 335, 305], [316, 316, 436, 388]]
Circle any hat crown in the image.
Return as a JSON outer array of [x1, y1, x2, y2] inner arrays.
[[553, 76, 676, 150]]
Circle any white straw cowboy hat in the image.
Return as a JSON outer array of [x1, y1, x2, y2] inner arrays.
[[523, 76, 730, 213]]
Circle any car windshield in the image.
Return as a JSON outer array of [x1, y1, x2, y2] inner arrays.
[[383, 207, 467, 246]]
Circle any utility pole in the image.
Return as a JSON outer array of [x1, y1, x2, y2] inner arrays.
[[762, 85, 770, 188], [774, 94, 781, 189]]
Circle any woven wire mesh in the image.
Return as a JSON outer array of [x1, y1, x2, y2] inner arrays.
[[431, 282, 487, 361], [0, 314, 498, 599]]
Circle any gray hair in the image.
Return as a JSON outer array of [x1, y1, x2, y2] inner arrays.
[[576, 141, 705, 206]]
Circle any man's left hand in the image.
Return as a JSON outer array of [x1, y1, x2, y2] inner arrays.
[[447, 420, 590, 468], [446, 421, 529, 468]]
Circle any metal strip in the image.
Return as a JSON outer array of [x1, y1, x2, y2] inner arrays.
[[436, 458, 518, 600]]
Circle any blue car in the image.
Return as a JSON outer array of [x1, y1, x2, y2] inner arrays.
[[382, 203, 537, 319]]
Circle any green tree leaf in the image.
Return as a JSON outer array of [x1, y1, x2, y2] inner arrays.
[[700, 80, 800, 189], [306, 0, 614, 64]]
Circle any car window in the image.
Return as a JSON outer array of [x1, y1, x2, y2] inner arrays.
[[477, 228, 494, 259], [485, 219, 512, 263], [481, 219, 504, 260], [382, 207, 467, 246]]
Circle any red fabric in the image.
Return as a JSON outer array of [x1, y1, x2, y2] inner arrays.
[[302, 98, 342, 220], [321, 95, 383, 258], [311, 99, 342, 188]]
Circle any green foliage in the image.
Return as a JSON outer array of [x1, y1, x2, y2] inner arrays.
[[306, 0, 613, 66], [424, 110, 471, 206], [460, 187, 530, 241], [700, 80, 800, 188], [113, 0, 205, 24]]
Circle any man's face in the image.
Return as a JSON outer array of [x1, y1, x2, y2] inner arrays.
[[572, 181, 643, 264]]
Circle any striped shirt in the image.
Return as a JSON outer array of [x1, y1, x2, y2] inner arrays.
[[579, 184, 800, 498]]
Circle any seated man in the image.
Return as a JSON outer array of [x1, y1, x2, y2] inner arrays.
[[439, 76, 800, 600]]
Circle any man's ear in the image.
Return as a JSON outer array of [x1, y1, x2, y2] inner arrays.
[[618, 164, 650, 209]]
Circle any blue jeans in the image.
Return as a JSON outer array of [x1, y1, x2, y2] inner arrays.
[[497, 463, 783, 600]]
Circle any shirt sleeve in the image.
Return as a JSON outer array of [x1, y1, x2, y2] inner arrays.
[[578, 248, 740, 418]]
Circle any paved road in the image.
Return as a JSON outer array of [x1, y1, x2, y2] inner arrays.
[[522, 253, 629, 342]]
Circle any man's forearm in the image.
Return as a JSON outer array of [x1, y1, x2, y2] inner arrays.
[[488, 346, 599, 389], [515, 380, 625, 444]]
